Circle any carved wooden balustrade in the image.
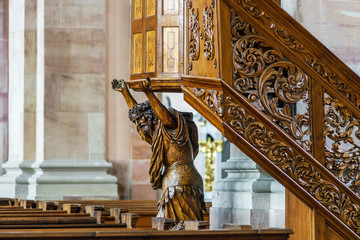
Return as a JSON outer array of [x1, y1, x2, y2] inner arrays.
[[182, 1, 360, 239], [128, 0, 360, 239]]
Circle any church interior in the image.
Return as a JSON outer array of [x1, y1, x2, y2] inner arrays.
[[0, 0, 359, 239]]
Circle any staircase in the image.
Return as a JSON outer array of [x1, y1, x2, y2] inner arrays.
[[181, 0, 360, 239], [129, 0, 360, 239]]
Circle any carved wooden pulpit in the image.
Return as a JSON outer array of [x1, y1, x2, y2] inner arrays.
[[130, 0, 184, 80], [119, 0, 360, 238], [127, 0, 232, 93]]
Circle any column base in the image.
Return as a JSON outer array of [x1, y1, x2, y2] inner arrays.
[[211, 178, 285, 229], [0, 160, 119, 200], [0, 161, 23, 198], [210, 207, 285, 230]]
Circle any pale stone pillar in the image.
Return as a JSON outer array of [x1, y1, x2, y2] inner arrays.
[[0, 0, 26, 197], [105, 0, 132, 199], [210, 144, 285, 229], [0, 0, 118, 200]]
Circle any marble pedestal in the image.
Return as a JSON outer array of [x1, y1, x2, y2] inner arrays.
[[210, 144, 285, 229], [0, 160, 118, 200]]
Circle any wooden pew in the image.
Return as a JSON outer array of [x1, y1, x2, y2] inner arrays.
[[0, 199, 293, 240], [0, 199, 128, 228], [52, 200, 211, 228], [0, 216, 97, 225], [151, 217, 175, 230], [0, 199, 10, 206], [0, 229, 293, 239], [184, 220, 209, 230], [0, 199, 210, 228], [0, 212, 89, 217], [0, 199, 148, 230], [0, 223, 127, 229]]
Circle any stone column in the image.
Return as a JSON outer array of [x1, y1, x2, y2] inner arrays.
[[0, 0, 8, 173], [0, 0, 27, 198], [0, 0, 118, 200], [105, 0, 132, 200], [210, 144, 285, 229]]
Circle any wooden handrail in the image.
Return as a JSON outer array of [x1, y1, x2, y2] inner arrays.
[[182, 75, 360, 240], [222, 0, 360, 117]]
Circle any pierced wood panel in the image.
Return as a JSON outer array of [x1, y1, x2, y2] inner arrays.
[[324, 93, 360, 195], [230, 12, 312, 154], [181, 76, 360, 240], [223, 0, 360, 113]]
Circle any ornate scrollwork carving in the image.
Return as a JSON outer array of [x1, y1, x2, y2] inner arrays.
[[203, 6, 215, 60], [189, 8, 200, 61], [258, 61, 310, 146], [231, 28, 311, 151], [230, 10, 256, 45], [235, 0, 360, 108], [324, 94, 360, 194], [233, 35, 284, 80], [239, 0, 303, 51], [224, 96, 360, 234], [194, 87, 224, 117]]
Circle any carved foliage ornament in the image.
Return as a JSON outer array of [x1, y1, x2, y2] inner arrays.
[[324, 94, 360, 195], [236, 0, 360, 108], [230, 12, 256, 45], [203, 6, 215, 60], [194, 87, 224, 117], [224, 96, 360, 234], [258, 61, 310, 145], [233, 35, 284, 81], [189, 2, 216, 68], [189, 8, 200, 61], [231, 18, 311, 152]]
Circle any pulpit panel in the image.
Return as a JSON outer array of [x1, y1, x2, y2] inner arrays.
[[130, 0, 184, 80], [185, 0, 219, 78]]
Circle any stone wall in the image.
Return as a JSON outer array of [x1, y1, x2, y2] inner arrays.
[[0, 0, 117, 200], [130, 123, 157, 200], [44, 0, 106, 161], [291, 0, 360, 75]]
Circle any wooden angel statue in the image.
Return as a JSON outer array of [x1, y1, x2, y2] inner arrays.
[[112, 78, 206, 228]]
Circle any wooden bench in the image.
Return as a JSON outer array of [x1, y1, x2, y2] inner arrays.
[[0, 199, 146, 229], [49, 200, 210, 228], [0, 229, 293, 239], [0, 199, 211, 229], [0, 216, 97, 225], [0, 199, 293, 240]]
